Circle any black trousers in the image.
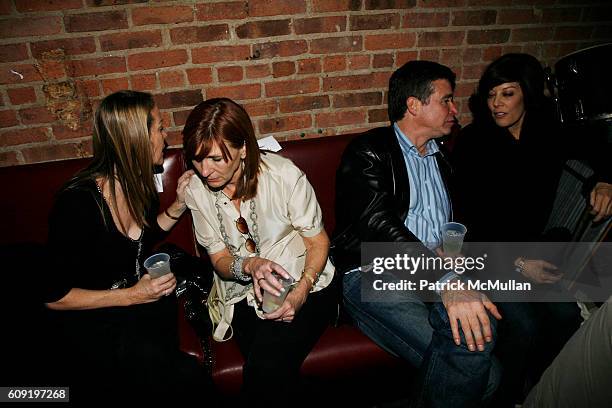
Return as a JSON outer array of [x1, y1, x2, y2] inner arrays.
[[232, 285, 336, 407]]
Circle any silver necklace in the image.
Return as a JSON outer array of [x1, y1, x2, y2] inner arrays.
[[96, 181, 142, 285], [214, 191, 260, 256]]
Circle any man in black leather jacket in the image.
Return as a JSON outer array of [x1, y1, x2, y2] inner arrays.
[[331, 61, 502, 407]]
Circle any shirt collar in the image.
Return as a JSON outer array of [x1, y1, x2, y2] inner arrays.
[[393, 123, 439, 157]]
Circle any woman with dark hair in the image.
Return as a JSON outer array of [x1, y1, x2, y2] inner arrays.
[[45, 90, 208, 402], [183, 98, 336, 406], [452, 53, 611, 405]]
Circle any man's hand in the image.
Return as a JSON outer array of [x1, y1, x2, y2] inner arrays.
[[590, 182, 612, 222], [441, 288, 502, 352], [520, 259, 563, 284]]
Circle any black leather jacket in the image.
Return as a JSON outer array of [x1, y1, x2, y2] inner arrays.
[[330, 126, 454, 277]]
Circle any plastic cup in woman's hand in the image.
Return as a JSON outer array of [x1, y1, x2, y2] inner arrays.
[[143, 253, 171, 278], [262, 272, 294, 313]]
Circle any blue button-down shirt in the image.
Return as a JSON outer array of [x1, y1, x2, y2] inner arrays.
[[394, 123, 451, 250]]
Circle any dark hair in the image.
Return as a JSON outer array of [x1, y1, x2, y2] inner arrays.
[[472, 53, 546, 122], [388, 60, 456, 122], [66, 90, 157, 230], [182, 98, 260, 200]]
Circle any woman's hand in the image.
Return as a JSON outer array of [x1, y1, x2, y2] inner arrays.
[[244, 257, 292, 303], [264, 281, 309, 322], [590, 182, 612, 222], [520, 259, 563, 284], [175, 170, 195, 207], [128, 273, 177, 304]]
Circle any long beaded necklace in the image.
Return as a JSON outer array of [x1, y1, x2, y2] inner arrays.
[[96, 180, 143, 286], [214, 191, 260, 257]]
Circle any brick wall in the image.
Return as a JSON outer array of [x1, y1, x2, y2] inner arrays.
[[1, 0, 610, 167]]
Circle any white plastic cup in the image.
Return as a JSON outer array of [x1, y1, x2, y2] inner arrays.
[[143, 253, 172, 278], [262, 272, 295, 314], [441, 222, 467, 255]]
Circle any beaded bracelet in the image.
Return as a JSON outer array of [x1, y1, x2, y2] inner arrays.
[[231, 256, 251, 282]]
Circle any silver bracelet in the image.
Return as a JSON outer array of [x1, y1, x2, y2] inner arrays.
[[231, 256, 251, 282]]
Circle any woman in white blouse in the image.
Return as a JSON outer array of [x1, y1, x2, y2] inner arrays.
[[182, 98, 335, 406]]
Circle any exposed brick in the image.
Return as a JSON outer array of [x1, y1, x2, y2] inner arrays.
[[0, 16, 62, 38], [297, 58, 321, 74], [366, 32, 416, 50], [440, 48, 481, 66], [259, 114, 311, 134], [592, 26, 612, 39], [19, 106, 55, 125], [365, 0, 416, 10], [192, 45, 250, 64], [65, 11, 128, 33], [316, 110, 366, 128], [419, 49, 440, 61], [312, 0, 361, 12], [102, 77, 130, 95], [334, 91, 382, 108], [196, 2, 248, 21], [396, 50, 419, 65], [368, 108, 388, 123], [159, 71, 185, 88], [0, 44, 29, 63], [350, 13, 400, 31], [164, 130, 182, 147], [100, 30, 163, 51], [242, 100, 278, 117], [403, 12, 450, 28], [279, 95, 330, 113], [323, 72, 388, 91], [206, 84, 261, 100], [322, 55, 345, 72], [128, 50, 188, 71], [420, 0, 466, 7], [0, 151, 20, 167], [0, 126, 48, 146], [511, 0, 554, 6], [131, 74, 157, 91], [418, 31, 465, 47], [7, 87, 37, 105], [467, 29, 510, 44], [0, 109, 19, 128], [553, 26, 593, 41], [0, 0, 12, 15], [348, 55, 371, 69], [186, 68, 213, 85], [462, 63, 487, 80], [236, 19, 291, 39], [52, 122, 93, 140], [266, 77, 319, 97], [132, 5, 193, 26], [76, 79, 100, 98], [498, 9, 540, 25], [294, 16, 346, 34], [511, 27, 554, 42], [68, 57, 126, 77], [273, 61, 295, 78], [172, 109, 191, 127], [170, 25, 230, 44], [218, 66, 243, 82], [155, 90, 203, 110], [248, 0, 306, 17], [84, 0, 147, 4], [246, 64, 272, 79], [253, 40, 308, 59], [452, 10, 496, 26], [311, 36, 362, 54], [31, 38, 97, 58], [455, 82, 477, 98], [21, 141, 91, 164], [373, 53, 394, 68], [482, 45, 502, 61], [16, 0, 82, 12]]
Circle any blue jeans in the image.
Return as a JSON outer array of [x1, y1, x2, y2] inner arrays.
[[343, 271, 500, 407]]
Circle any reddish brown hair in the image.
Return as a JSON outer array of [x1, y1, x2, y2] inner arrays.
[[182, 98, 260, 200]]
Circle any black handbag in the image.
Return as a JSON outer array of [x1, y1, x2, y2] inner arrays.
[[156, 243, 214, 339]]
